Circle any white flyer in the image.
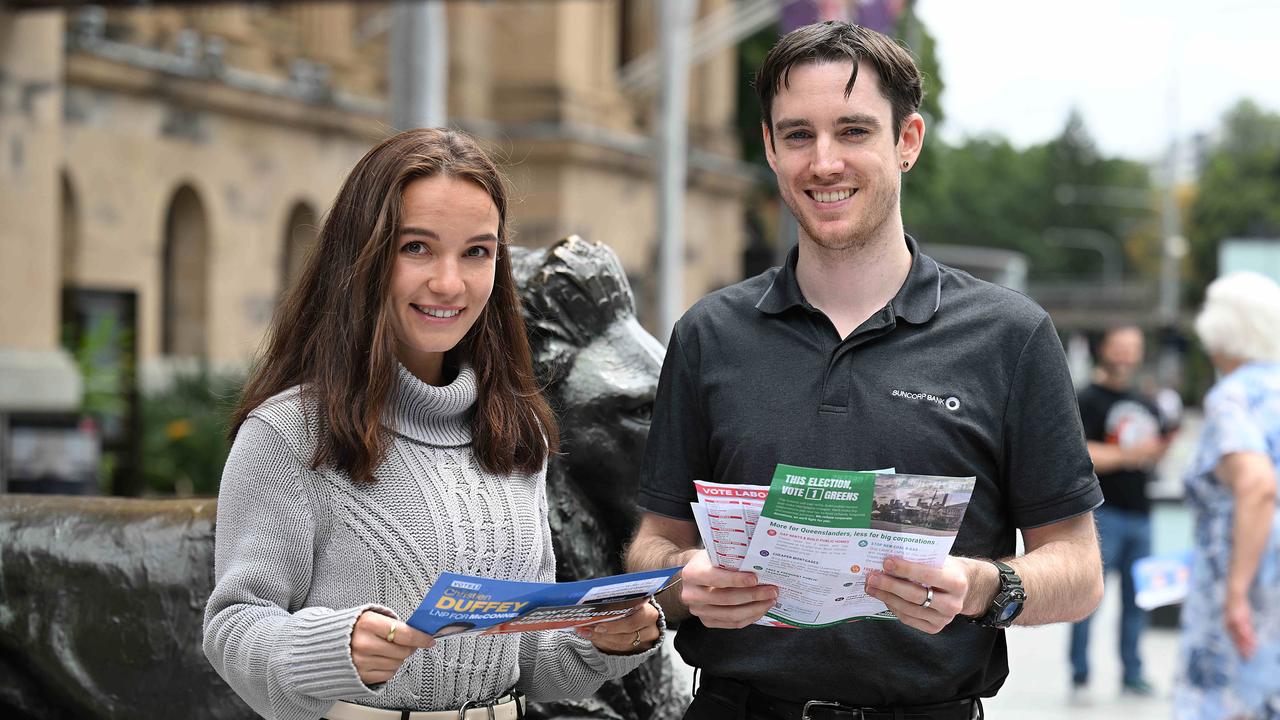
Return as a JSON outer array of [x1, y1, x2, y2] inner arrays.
[[693, 480, 768, 569], [695, 464, 974, 628]]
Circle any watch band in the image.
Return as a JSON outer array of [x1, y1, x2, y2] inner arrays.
[[969, 558, 1025, 628]]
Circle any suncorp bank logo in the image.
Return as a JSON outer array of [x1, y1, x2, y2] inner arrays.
[[891, 389, 961, 412]]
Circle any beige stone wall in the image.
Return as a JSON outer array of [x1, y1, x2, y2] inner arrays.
[[498, 136, 751, 326], [5, 0, 755, 372], [107, 2, 385, 95], [0, 9, 83, 412], [691, 0, 741, 157], [483, 0, 667, 132], [0, 10, 64, 352], [473, 0, 754, 332], [61, 63, 381, 364], [448, 2, 493, 121]]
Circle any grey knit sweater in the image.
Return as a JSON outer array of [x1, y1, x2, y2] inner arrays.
[[203, 364, 658, 720]]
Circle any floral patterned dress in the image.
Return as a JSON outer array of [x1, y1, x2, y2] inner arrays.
[[1174, 362, 1280, 720]]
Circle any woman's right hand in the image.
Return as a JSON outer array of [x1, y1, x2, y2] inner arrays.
[[351, 610, 436, 685]]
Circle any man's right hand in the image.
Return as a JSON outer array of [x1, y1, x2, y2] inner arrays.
[[1124, 437, 1168, 469], [680, 550, 780, 628]]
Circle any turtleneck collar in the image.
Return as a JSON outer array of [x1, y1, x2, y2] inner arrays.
[[387, 362, 476, 447]]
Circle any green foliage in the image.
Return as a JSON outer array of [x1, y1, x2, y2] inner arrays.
[[898, 0, 945, 130], [736, 20, 782, 169], [1186, 100, 1280, 302], [67, 313, 132, 419], [63, 313, 243, 497], [904, 111, 1155, 280], [63, 313, 134, 492], [139, 368, 242, 497]]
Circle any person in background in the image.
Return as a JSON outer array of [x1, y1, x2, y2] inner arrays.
[[202, 128, 661, 720], [1069, 326, 1172, 699], [1174, 271, 1280, 720]]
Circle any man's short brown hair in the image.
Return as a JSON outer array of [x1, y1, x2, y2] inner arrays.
[[755, 21, 923, 145]]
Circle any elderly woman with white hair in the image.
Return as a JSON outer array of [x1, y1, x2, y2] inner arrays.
[[1174, 271, 1280, 720]]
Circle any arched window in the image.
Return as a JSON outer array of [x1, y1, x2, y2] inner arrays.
[[281, 201, 319, 295], [161, 185, 209, 357], [60, 171, 79, 285]]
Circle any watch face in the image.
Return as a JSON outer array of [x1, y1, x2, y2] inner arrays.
[[996, 601, 1022, 624]]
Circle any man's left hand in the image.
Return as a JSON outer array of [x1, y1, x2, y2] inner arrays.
[[865, 556, 995, 634]]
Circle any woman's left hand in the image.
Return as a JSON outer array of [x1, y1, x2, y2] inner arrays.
[[1225, 593, 1257, 659], [576, 600, 661, 655]]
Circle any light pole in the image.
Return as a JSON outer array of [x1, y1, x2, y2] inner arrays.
[[389, 0, 447, 130], [656, 0, 696, 342]]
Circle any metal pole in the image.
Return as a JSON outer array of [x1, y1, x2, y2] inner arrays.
[[389, 0, 447, 130], [777, 203, 798, 266], [1156, 136, 1187, 390], [656, 0, 696, 341], [1158, 139, 1183, 326]]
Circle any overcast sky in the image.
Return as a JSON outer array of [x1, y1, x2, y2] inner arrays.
[[915, 0, 1280, 164]]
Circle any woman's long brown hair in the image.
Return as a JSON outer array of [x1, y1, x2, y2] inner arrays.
[[230, 128, 559, 482]]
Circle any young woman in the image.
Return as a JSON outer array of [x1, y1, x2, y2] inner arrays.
[[202, 128, 662, 720]]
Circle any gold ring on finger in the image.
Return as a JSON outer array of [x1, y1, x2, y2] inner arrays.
[[386, 623, 398, 644], [631, 629, 641, 648]]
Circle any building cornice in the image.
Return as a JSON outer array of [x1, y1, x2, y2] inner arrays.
[[63, 15, 386, 139], [66, 50, 387, 138], [457, 118, 764, 198]]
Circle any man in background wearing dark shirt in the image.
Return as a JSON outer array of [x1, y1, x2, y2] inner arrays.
[[1069, 325, 1171, 700]]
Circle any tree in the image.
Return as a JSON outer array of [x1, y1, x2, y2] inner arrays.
[[903, 111, 1153, 281], [898, 0, 946, 131], [736, 20, 781, 169], [1185, 100, 1280, 301], [1039, 109, 1153, 278]]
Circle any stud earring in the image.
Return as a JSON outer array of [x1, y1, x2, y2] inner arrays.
[[902, 161, 910, 170]]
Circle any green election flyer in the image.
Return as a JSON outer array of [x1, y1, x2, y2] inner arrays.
[[741, 464, 975, 628]]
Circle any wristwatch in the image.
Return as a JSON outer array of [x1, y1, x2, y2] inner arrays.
[[969, 559, 1026, 628]]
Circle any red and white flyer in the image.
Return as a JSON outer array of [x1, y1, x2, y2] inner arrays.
[[693, 479, 768, 570]]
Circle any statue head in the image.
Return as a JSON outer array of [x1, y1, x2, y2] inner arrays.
[[512, 236, 664, 537]]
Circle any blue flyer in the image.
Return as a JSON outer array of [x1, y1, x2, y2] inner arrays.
[[406, 567, 681, 639], [1133, 549, 1193, 610]]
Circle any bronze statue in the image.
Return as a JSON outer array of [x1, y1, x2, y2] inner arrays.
[[514, 236, 682, 720], [0, 495, 233, 719], [0, 236, 682, 720]]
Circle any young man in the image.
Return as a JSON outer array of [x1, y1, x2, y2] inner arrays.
[[1069, 326, 1171, 700], [625, 22, 1104, 720]]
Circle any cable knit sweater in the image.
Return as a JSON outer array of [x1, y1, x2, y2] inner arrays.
[[203, 364, 658, 720]]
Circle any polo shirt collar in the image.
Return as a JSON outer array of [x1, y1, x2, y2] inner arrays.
[[754, 234, 941, 325]]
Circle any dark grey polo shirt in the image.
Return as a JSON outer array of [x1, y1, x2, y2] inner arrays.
[[638, 235, 1101, 706]]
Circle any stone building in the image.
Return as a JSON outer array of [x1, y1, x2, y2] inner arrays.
[[0, 1, 755, 489]]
